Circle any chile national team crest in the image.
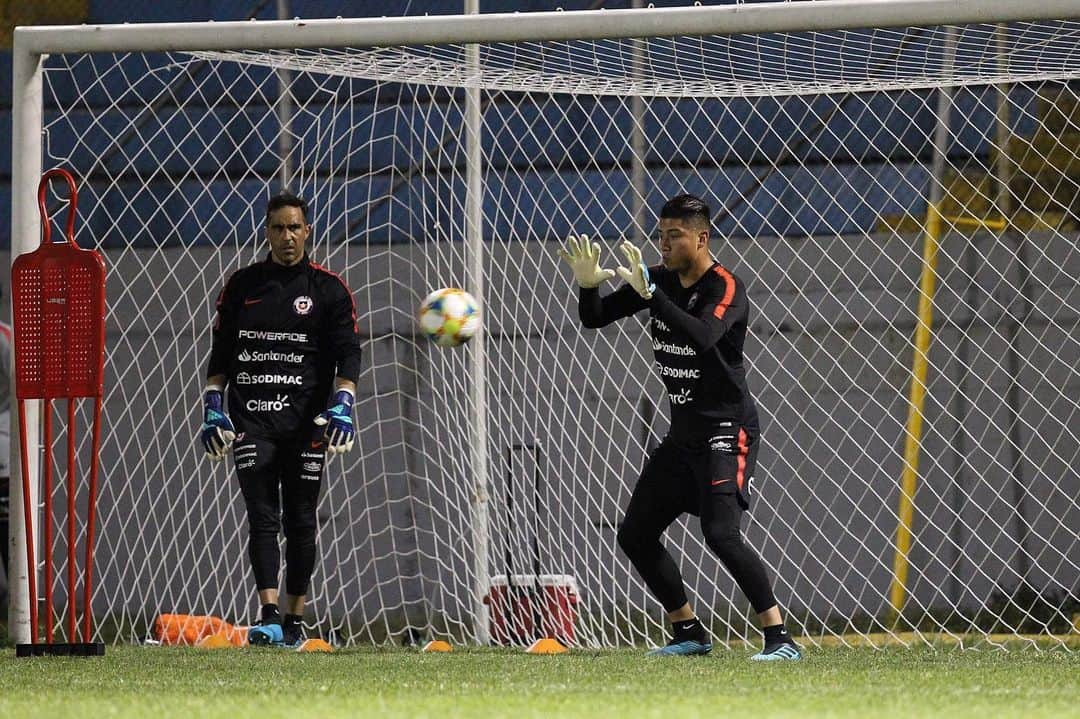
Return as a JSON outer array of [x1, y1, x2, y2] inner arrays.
[[293, 295, 314, 315]]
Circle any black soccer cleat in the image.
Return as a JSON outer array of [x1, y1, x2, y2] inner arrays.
[[281, 624, 305, 649]]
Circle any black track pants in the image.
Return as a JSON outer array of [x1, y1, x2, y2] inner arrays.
[[616, 428, 777, 614], [233, 435, 326, 597]]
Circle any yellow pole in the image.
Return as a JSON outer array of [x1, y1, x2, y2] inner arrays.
[[944, 216, 1005, 231], [889, 202, 942, 617]]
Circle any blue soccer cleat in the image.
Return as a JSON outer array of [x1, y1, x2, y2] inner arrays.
[[647, 638, 713, 657], [247, 622, 284, 646], [751, 641, 802, 662]]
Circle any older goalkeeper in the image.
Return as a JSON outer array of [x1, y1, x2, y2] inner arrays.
[[559, 193, 800, 661], [199, 190, 362, 648]]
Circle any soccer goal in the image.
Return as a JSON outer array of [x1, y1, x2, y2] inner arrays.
[[9, 0, 1079, 649]]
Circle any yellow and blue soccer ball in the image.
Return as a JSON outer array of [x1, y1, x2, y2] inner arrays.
[[417, 287, 481, 347]]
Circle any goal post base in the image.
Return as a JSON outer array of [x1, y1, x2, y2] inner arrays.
[[16, 642, 106, 658]]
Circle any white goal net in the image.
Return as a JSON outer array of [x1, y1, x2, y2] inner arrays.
[[12, 4, 1080, 649]]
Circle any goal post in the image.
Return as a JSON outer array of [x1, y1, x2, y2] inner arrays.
[[8, 45, 44, 647], [9, 1, 1080, 649]]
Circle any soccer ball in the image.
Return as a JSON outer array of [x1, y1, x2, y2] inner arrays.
[[417, 287, 481, 347]]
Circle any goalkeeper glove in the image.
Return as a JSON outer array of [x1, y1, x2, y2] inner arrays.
[[201, 386, 236, 461], [557, 234, 616, 288], [314, 389, 356, 455], [615, 241, 655, 300]]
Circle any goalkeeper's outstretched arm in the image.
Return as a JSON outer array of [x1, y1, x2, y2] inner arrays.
[[558, 234, 647, 328], [578, 285, 648, 328]]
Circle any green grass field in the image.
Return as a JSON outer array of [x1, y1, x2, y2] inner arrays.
[[1, 644, 1078, 718]]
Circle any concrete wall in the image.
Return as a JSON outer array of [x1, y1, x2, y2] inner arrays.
[[6, 223, 1076, 644]]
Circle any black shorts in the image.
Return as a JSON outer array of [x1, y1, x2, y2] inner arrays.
[[641, 426, 758, 513]]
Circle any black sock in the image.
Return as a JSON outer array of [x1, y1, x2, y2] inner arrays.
[[260, 603, 281, 624], [762, 623, 792, 645], [283, 614, 303, 643], [672, 617, 706, 642]]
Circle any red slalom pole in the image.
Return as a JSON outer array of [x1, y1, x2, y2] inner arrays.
[[83, 397, 103, 643], [42, 402, 54, 643], [67, 398, 78, 641]]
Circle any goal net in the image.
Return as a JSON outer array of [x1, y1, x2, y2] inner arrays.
[[14, 4, 1079, 649]]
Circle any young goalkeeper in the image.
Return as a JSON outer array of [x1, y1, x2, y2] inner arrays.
[[558, 193, 800, 661]]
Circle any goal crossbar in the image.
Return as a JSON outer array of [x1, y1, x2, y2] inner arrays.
[[13, 0, 1080, 55]]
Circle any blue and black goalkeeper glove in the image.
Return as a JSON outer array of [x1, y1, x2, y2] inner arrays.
[[314, 389, 356, 455], [201, 386, 236, 461]]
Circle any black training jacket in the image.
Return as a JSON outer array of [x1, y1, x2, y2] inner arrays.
[[579, 261, 759, 438], [206, 252, 362, 439]]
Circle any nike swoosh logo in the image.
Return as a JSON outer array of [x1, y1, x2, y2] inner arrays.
[[711, 479, 731, 486], [244, 298, 262, 306]]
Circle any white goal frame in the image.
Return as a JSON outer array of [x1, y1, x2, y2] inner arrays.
[[9, 0, 1080, 646]]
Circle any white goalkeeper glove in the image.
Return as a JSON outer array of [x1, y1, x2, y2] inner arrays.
[[615, 241, 656, 300], [557, 234, 616, 289]]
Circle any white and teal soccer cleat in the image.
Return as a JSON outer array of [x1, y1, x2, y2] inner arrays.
[[646, 638, 713, 657], [751, 641, 802, 661]]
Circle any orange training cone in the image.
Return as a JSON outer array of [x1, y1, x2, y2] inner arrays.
[[525, 638, 568, 654], [421, 640, 453, 653], [297, 638, 335, 653], [196, 632, 238, 649]]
